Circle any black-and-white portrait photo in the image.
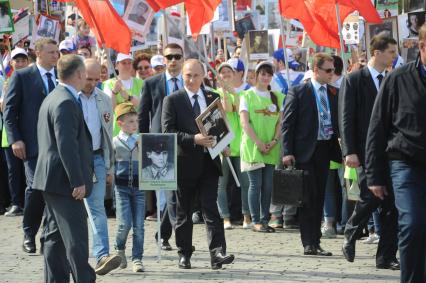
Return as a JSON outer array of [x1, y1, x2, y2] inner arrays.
[[128, 0, 150, 26], [406, 11, 426, 38], [168, 15, 183, 40], [0, 1, 13, 33], [267, 0, 280, 29], [235, 15, 255, 39], [203, 109, 229, 148], [37, 16, 57, 38], [184, 36, 204, 59], [141, 134, 176, 182], [249, 30, 269, 60]]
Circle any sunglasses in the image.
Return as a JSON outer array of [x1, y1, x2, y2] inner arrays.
[[319, 67, 335, 74], [165, 54, 183, 61]]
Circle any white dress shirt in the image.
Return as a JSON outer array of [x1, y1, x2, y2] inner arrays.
[[184, 86, 207, 113], [79, 91, 102, 151], [367, 65, 386, 91], [165, 71, 183, 95], [36, 63, 56, 93]]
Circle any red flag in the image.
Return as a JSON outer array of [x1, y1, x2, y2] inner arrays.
[[147, 0, 221, 40], [236, 0, 252, 10], [71, 0, 131, 53], [337, 0, 382, 23]]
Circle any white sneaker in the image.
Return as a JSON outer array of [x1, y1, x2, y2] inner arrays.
[[362, 234, 379, 244], [242, 222, 253, 229], [224, 221, 233, 230], [132, 260, 145, 272], [116, 249, 127, 269], [321, 226, 337, 239]]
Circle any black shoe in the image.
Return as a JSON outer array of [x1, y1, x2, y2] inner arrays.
[[210, 252, 235, 270], [192, 211, 203, 224], [283, 218, 299, 229], [377, 260, 400, 270], [161, 239, 172, 251], [342, 240, 355, 262], [0, 205, 6, 215], [178, 255, 191, 269], [23, 238, 36, 253], [304, 245, 317, 255], [4, 205, 23, 217], [315, 245, 332, 256]]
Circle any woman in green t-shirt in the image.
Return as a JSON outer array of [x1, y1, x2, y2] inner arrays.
[[239, 61, 284, 233], [215, 63, 251, 230]]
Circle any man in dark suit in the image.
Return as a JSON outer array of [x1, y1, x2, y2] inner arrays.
[[3, 38, 59, 253], [32, 54, 96, 282], [162, 59, 234, 269], [282, 53, 341, 256], [339, 33, 399, 269], [139, 43, 184, 250]]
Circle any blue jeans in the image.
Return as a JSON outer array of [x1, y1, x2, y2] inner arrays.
[[217, 156, 250, 218], [85, 154, 109, 262], [389, 160, 426, 283], [323, 169, 338, 220], [247, 165, 275, 225], [114, 185, 145, 261]]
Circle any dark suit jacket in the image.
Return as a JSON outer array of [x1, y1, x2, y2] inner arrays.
[[161, 88, 222, 180], [3, 64, 54, 158], [139, 73, 167, 133], [32, 85, 93, 197], [281, 81, 341, 164], [338, 67, 378, 165]]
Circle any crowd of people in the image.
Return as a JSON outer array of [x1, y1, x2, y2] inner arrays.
[[0, 18, 425, 283]]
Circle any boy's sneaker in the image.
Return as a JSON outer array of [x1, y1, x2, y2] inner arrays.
[[116, 249, 127, 269], [268, 218, 283, 228], [95, 254, 121, 275], [362, 233, 380, 244], [321, 226, 337, 239], [132, 260, 145, 272]]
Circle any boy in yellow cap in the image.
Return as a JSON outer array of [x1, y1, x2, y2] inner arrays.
[[112, 102, 145, 272]]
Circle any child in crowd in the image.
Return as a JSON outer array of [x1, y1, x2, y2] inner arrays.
[[72, 19, 96, 52], [113, 103, 145, 272]]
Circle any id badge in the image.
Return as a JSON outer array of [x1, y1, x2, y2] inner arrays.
[[324, 122, 334, 136]]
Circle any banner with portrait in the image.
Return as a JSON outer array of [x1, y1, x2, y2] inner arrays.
[[0, 0, 14, 34], [123, 0, 155, 42], [31, 14, 60, 45], [248, 30, 269, 60]]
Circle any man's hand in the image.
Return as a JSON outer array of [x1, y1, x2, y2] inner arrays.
[[222, 147, 231, 157], [194, 134, 215, 148], [106, 174, 113, 185], [368, 186, 388, 200], [72, 185, 86, 200], [12, 140, 26, 160], [282, 155, 295, 167], [345, 154, 360, 168]]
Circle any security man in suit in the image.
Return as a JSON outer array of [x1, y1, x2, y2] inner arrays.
[[161, 59, 235, 270], [139, 43, 184, 250], [282, 53, 341, 256], [3, 38, 59, 253], [339, 33, 399, 269], [32, 54, 95, 283]]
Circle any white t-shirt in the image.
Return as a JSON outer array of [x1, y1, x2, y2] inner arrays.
[[239, 87, 283, 113], [104, 78, 133, 98]]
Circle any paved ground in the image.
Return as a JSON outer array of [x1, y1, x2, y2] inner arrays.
[[0, 216, 400, 282]]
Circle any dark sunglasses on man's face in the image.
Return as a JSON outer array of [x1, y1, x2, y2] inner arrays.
[[319, 67, 335, 74], [165, 54, 183, 61]]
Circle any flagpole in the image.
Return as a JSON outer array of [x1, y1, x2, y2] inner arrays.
[[335, 3, 348, 74], [279, 15, 292, 88]]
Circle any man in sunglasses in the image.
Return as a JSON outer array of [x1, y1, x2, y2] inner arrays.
[[139, 43, 184, 251], [340, 33, 399, 270], [282, 53, 341, 256]]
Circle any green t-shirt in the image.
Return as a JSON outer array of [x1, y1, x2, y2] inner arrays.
[[103, 77, 144, 136], [240, 89, 285, 165]]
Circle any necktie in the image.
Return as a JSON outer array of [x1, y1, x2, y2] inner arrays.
[[319, 86, 329, 119], [77, 96, 82, 109], [45, 72, 56, 93], [171, 77, 179, 92], [192, 94, 201, 117], [377, 74, 384, 88]]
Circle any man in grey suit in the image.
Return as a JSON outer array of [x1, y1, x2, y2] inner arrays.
[[80, 59, 121, 275], [32, 55, 96, 283]]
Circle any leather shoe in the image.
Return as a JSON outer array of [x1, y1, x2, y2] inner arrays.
[[304, 245, 317, 255], [210, 252, 235, 270], [315, 245, 332, 256], [23, 238, 36, 253], [377, 260, 400, 270], [178, 255, 191, 269], [342, 240, 355, 262]]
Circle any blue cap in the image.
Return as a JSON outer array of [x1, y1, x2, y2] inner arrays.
[[273, 48, 293, 63], [227, 58, 245, 72]]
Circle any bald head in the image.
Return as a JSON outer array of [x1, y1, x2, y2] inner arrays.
[[182, 59, 205, 93], [82, 58, 101, 95]]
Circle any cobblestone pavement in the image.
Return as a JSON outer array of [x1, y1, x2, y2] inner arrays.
[[0, 216, 399, 283]]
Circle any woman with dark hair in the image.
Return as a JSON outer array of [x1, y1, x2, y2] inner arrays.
[[239, 61, 284, 233], [407, 14, 420, 38]]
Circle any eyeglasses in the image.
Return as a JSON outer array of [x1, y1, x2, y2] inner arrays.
[[137, 66, 151, 71], [165, 54, 183, 61], [319, 67, 335, 74]]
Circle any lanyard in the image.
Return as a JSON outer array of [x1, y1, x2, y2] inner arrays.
[[311, 84, 331, 116]]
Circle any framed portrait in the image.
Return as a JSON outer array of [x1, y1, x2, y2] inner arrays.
[[266, 0, 280, 29], [195, 99, 235, 160], [212, 0, 232, 33], [31, 15, 60, 45], [248, 30, 269, 60], [123, 0, 154, 42], [139, 133, 177, 191], [0, 0, 14, 34], [235, 15, 255, 39], [165, 14, 184, 47], [184, 36, 206, 59], [11, 11, 30, 46], [401, 38, 419, 63], [342, 15, 360, 45], [365, 16, 398, 58], [405, 11, 426, 38]]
